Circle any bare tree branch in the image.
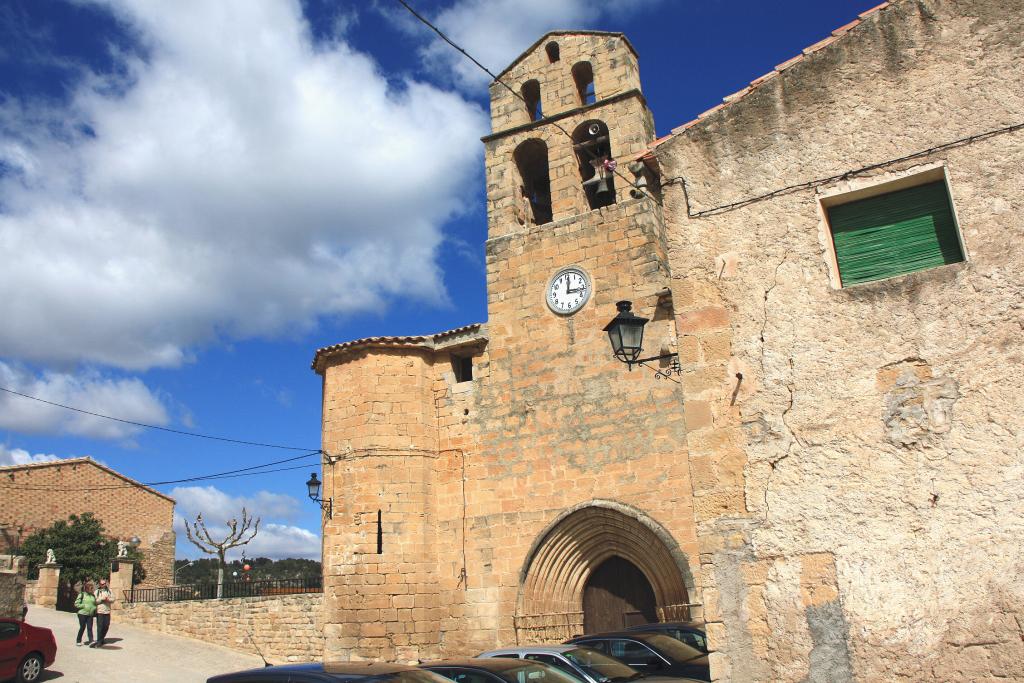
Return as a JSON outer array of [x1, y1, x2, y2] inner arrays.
[[183, 508, 261, 569]]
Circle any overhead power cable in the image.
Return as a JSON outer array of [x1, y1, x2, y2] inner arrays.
[[0, 385, 319, 452], [0, 452, 322, 492], [395, 0, 650, 200], [666, 120, 1024, 218]]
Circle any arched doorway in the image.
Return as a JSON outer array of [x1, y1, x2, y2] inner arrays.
[[516, 501, 694, 642], [583, 556, 657, 632]]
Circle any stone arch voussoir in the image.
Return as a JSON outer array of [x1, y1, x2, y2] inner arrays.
[[515, 500, 694, 641]]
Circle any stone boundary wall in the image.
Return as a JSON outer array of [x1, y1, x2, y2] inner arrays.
[[0, 571, 25, 619], [120, 593, 323, 663]]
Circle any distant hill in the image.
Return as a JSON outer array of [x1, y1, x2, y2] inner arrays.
[[174, 557, 320, 584]]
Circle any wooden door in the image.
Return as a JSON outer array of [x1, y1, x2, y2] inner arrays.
[[583, 556, 657, 633]]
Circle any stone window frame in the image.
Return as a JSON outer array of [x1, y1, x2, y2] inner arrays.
[[815, 162, 969, 289]]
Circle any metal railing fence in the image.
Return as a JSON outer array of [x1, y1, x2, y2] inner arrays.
[[123, 576, 322, 603]]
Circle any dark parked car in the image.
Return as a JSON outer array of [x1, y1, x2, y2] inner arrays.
[[207, 662, 455, 683], [624, 623, 707, 653], [0, 618, 57, 683], [564, 633, 708, 682], [478, 645, 704, 683], [422, 657, 585, 683]]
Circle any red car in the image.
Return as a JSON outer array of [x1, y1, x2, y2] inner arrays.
[[0, 618, 56, 683]]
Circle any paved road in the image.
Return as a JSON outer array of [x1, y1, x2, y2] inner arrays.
[[23, 605, 264, 683]]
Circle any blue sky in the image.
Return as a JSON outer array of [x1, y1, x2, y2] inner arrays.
[[0, 0, 879, 560]]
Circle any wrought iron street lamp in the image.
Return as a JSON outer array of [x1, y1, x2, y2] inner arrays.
[[306, 472, 333, 519], [603, 300, 682, 381]]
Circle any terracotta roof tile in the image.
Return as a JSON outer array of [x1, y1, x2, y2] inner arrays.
[[749, 71, 778, 87], [859, 2, 890, 19], [775, 54, 804, 71], [803, 35, 839, 55], [698, 102, 727, 119], [722, 86, 751, 103], [311, 323, 486, 373], [645, 1, 895, 151], [832, 19, 861, 35]]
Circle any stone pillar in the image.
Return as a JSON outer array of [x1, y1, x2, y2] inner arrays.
[[109, 559, 135, 610], [35, 563, 61, 608]]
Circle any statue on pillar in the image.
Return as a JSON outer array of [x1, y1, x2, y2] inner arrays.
[[117, 540, 128, 558], [45, 548, 56, 565]]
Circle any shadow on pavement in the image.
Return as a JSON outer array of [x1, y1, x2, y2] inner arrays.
[[39, 670, 65, 681]]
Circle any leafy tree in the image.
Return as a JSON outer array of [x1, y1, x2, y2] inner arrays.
[[21, 513, 146, 585]]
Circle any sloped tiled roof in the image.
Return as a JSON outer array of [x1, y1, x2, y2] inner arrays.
[[642, 1, 893, 154], [0, 456, 175, 502], [311, 323, 486, 373]]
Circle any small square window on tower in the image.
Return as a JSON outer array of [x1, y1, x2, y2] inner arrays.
[[821, 168, 965, 287], [451, 353, 473, 383]]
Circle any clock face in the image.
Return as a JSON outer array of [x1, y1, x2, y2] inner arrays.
[[547, 267, 591, 315]]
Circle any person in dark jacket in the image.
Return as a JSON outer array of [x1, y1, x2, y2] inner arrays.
[[92, 578, 114, 647]]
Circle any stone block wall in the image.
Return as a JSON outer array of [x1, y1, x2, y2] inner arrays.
[[484, 95, 655, 237], [489, 32, 641, 132], [119, 594, 323, 663], [0, 557, 27, 619], [655, 0, 1024, 679]]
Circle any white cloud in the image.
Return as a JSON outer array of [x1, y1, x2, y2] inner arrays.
[[0, 445, 62, 467], [413, 0, 663, 91], [0, 362, 169, 440], [172, 484, 319, 560], [0, 0, 487, 371]]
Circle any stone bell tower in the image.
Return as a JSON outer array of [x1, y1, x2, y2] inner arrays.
[[315, 30, 701, 663]]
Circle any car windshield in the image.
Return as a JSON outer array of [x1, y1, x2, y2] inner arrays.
[[502, 662, 589, 683], [642, 635, 704, 664], [562, 648, 640, 683]]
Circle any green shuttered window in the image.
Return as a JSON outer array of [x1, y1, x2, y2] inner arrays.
[[827, 180, 964, 286]]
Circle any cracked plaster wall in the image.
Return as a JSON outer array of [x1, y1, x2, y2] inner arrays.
[[656, 0, 1024, 680]]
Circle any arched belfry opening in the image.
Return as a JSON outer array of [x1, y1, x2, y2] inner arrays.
[[514, 138, 553, 225], [516, 502, 694, 642], [572, 61, 595, 105], [572, 120, 616, 210], [522, 79, 542, 121], [545, 41, 560, 63]]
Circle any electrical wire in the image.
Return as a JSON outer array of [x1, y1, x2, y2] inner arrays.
[[0, 452, 322, 492], [0, 385, 319, 452], [666, 121, 1024, 218], [394, 0, 652, 201]]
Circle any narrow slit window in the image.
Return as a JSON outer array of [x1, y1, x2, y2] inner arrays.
[[452, 353, 473, 383], [513, 138, 553, 224], [376, 509, 382, 554], [572, 61, 595, 106], [522, 79, 542, 121], [826, 178, 965, 286], [572, 120, 615, 210], [545, 41, 560, 62]]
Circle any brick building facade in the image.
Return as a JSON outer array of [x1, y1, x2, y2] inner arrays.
[[314, 1, 1023, 680], [0, 458, 176, 588]]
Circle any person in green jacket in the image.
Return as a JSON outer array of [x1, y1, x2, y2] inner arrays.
[[74, 581, 97, 646]]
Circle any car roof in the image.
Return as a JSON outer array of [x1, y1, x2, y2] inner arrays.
[[567, 632, 664, 641], [479, 646, 578, 656], [624, 622, 704, 630], [209, 662, 425, 682], [421, 659, 538, 671]]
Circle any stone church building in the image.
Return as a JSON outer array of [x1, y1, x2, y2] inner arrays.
[[313, 1, 1023, 680]]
